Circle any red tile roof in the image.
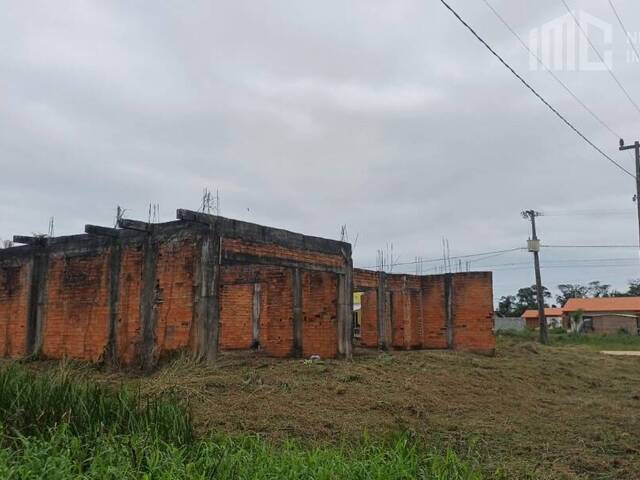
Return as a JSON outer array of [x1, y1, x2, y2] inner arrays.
[[563, 297, 640, 313], [522, 308, 563, 319]]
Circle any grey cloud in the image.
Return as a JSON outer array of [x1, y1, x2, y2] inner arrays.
[[2, 0, 640, 299]]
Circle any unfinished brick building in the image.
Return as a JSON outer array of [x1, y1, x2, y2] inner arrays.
[[0, 209, 495, 368], [353, 269, 494, 353]]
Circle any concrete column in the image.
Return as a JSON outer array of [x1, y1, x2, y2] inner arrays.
[[444, 273, 454, 349], [292, 268, 303, 357], [105, 239, 122, 365], [193, 227, 220, 363], [140, 234, 159, 370], [336, 263, 353, 359], [26, 247, 49, 357], [251, 283, 261, 348], [375, 271, 384, 349]]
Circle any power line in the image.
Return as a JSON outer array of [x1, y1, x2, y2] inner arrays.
[[494, 263, 639, 271], [439, 0, 635, 179], [538, 208, 635, 217], [607, 0, 640, 64], [480, 0, 623, 141], [542, 244, 639, 249], [560, 0, 640, 117], [359, 247, 524, 270], [480, 257, 638, 268], [466, 248, 523, 264]]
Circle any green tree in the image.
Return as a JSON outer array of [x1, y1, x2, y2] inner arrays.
[[627, 279, 640, 296], [588, 281, 612, 298], [556, 283, 588, 306], [496, 295, 518, 317], [515, 285, 551, 313]]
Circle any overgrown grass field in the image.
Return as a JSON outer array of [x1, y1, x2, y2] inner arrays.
[[0, 365, 482, 479], [2, 333, 640, 478]]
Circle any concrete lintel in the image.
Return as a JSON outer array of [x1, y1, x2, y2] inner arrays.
[[222, 251, 346, 275]]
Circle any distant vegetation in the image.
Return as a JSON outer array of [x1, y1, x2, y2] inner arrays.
[[498, 329, 640, 350], [496, 279, 640, 317], [0, 365, 482, 479]]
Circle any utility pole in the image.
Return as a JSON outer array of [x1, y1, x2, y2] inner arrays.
[[619, 139, 640, 252], [522, 210, 548, 344]]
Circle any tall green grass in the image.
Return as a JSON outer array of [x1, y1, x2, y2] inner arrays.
[[0, 365, 192, 444], [0, 365, 484, 479], [0, 429, 483, 480]]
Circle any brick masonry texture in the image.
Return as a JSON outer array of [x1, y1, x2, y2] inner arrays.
[[42, 251, 110, 362], [116, 244, 144, 365], [354, 269, 495, 354], [155, 239, 197, 356], [301, 271, 338, 358], [0, 211, 494, 366], [0, 259, 30, 358], [360, 290, 378, 348]]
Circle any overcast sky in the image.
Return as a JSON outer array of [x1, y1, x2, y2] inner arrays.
[[2, 0, 640, 302]]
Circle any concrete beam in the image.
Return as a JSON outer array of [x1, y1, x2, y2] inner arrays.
[[13, 235, 48, 246], [85, 225, 121, 238], [221, 251, 346, 275], [117, 218, 152, 233], [177, 208, 351, 257], [176, 209, 210, 224]]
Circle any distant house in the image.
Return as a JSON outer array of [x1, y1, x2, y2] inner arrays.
[[521, 308, 563, 329], [562, 297, 640, 335]]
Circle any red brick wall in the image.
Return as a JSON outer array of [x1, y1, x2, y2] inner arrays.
[[0, 260, 30, 357], [116, 244, 144, 365], [220, 265, 296, 357], [452, 273, 495, 353], [354, 269, 379, 348], [302, 271, 338, 358], [407, 290, 423, 348], [353, 269, 379, 289], [351, 271, 493, 353], [155, 240, 196, 355], [360, 290, 378, 347], [259, 267, 294, 357], [220, 238, 347, 358], [220, 283, 254, 349], [422, 276, 448, 349], [42, 252, 110, 361], [391, 290, 405, 348]]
